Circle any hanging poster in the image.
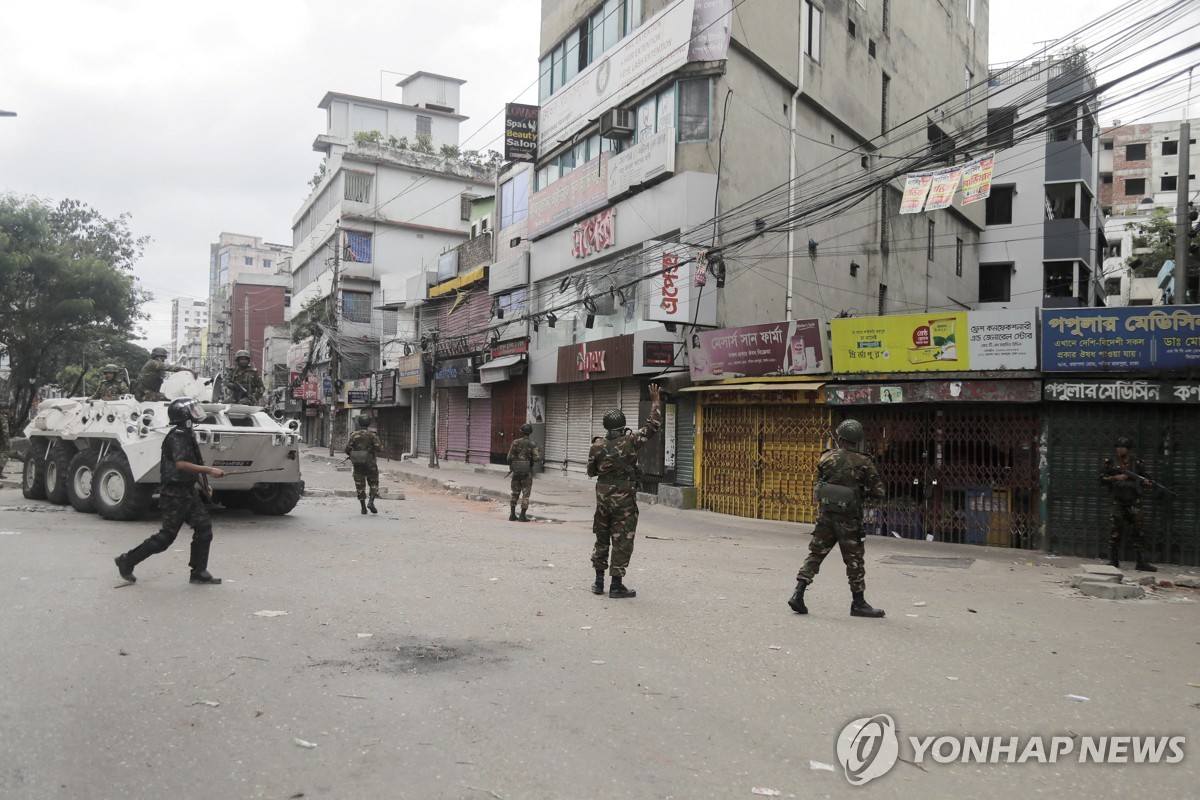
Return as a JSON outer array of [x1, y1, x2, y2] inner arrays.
[[924, 167, 964, 211], [960, 153, 996, 205], [899, 173, 933, 214]]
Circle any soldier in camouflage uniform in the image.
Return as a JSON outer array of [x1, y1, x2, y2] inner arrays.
[[91, 364, 130, 401], [586, 383, 662, 599], [1099, 436, 1156, 572], [788, 419, 886, 618], [114, 397, 225, 585], [507, 422, 542, 522], [0, 403, 9, 479], [345, 414, 381, 515], [134, 347, 195, 402], [225, 349, 266, 404]]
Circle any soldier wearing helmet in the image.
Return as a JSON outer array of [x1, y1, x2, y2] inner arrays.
[[345, 413, 381, 514], [114, 397, 226, 585], [1099, 435, 1156, 572], [506, 422, 542, 521], [133, 346, 196, 402], [585, 383, 663, 598], [788, 418, 887, 618], [91, 363, 129, 401], [0, 401, 9, 479], [225, 349, 266, 405]]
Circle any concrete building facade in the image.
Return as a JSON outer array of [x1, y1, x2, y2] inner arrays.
[[1099, 117, 1199, 216], [169, 298, 209, 366]]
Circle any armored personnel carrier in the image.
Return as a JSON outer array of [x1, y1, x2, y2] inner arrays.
[[20, 372, 304, 520]]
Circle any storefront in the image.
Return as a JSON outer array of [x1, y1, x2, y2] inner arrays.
[[479, 338, 529, 464], [434, 357, 491, 464], [369, 368, 412, 459]]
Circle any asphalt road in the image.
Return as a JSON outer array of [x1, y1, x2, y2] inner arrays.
[[1, 457, 1198, 799]]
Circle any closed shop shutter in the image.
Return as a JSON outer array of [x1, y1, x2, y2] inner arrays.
[[415, 388, 432, 457], [590, 381, 620, 433], [620, 379, 642, 430], [375, 407, 411, 459], [467, 396, 492, 465], [699, 403, 764, 519], [759, 405, 826, 523], [443, 388, 470, 462], [675, 394, 696, 486], [436, 388, 450, 461], [566, 383, 594, 473], [544, 385, 569, 470]]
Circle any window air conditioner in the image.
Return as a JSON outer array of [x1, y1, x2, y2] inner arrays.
[[600, 107, 636, 140]]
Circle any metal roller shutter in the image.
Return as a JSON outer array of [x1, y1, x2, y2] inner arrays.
[[620, 379, 642, 430], [467, 396, 492, 465], [566, 383, 594, 473], [544, 385, 569, 470], [675, 394, 695, 486], [415, 388, 432, 457], [443, 388, 470, 462], [590, 380, 620, 433]]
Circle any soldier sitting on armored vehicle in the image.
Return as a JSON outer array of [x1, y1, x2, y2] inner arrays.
[[91, 364, 130, 401], [133, 347, 195, 402], [224, 349, 265, 405]]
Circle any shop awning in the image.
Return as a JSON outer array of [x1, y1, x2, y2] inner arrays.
[[428, 265, 488, 298], [479, 354, 525, 384], [679, 382, 825, 393]]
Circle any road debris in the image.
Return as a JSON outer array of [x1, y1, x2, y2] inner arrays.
[[591, 660, 606, 665], [1065, 694, 1089, 702], [768, 645, 782, 651], [190, 700, 220, 707], [294, 738, 319, 749], [809, 760, 836, 772], [751, 788, 782, 797], [913, 601, 927, 607], [253, 610, 289, 617], [356, 633, 373, 638]]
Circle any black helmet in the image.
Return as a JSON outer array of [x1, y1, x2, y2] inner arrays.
[[151, 346, 169, 358], [357, 414, 371, 428], [835, 419, 865, 444], [520, 423, 533, 435], [602, 409, 626, 431], [1115, 437, 1132, 448], [167, 397, 204, 426]]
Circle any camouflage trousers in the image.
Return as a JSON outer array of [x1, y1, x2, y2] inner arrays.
[[591, 485, 638, 578], [352, 464, 380, 500], [0, 451, 8, 476], [510, 474, 533, 509], [1109, 499, 1146, 550], [797, 512, 867, 594]]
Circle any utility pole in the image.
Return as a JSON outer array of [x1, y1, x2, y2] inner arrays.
[[328, 229, 341, 456], [427, 332, 439, 469], [243, 295, 250, 362], [1175, 68, 1193, 305]]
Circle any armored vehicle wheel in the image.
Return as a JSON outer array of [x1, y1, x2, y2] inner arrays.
[[22, 449, 47, 500], [66, 450, 99, 513], [92, 453, 153, 521], [248, 481, 304, 516], [214, 490, 248, 510], [44, 443, 73, 505]]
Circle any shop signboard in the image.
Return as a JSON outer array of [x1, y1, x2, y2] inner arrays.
[[433, 357, 476, 387], [396, 353, 425, 388], [504, 103, 539, 163], [690, 318, 826, 380], [1044, 378, 1200, 403], [1041, 305, 1200, 371], [528, 154, 610, 239]]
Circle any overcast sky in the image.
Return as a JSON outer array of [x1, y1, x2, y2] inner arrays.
[[1, 0, 1194, 350]]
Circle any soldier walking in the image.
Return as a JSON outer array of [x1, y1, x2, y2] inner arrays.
[[345, 413, 381, 515], [114, 397, 225, 585], [586, 383, 662, 599], [225, 349, 266, 404], [133, 347, 195, 401], [506, 423, 542, 522], [1099, 436, 1156, 572], [91, 364, 130, 401], [788, 419, 886, 618]]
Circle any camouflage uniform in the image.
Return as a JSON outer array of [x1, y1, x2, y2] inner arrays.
[[586, 406, 662, 578], [91, 377, 130, 401], [226, 366, 265, 404], [1100, 453, 1148, 551], [345, 428, 382, 502], [507, 436, 542, 511], [0, 408, 9, 478], [134, 358, 186, 401], [797, 447, 885, 593]]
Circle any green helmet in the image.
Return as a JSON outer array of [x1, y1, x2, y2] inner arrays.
[[357, 414, 371, 428], [103, 364, 119, 374], [520, 423, 533, 435], [1115, 437, 1132, 448], [835, 419, 865, 444], [151, 346, 169, 358], [602, 409, 626, 431], [235, 349, 251, 361]]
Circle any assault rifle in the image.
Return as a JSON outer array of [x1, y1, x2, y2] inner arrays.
[[1111, 465, 1177, 497]]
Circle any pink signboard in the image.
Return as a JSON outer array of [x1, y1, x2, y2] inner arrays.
[[689, 318, 827, 380], [528, 153, 610, 239]]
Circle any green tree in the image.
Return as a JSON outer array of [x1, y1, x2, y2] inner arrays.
[[1125, 208, 1196, 276], [0, 194, 151, 425]]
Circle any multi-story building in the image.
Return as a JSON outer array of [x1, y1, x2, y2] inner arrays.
[[169, 298, 209, 365], [1099, 117, 1199, 216], [208, 233, 292, 370], [979, 55, 1104, 310]]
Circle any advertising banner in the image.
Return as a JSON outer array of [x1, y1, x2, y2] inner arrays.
[[527, 153, 610, 239], [690, 318, 826, 380], [960, 153, 996, 205], [643, 241, 717, 327], [899, 173, 933, 214], [924, 167, 964, 211], [607, 127, 675, 199], [504, 103, 539, 163], [1041, 305, 1200, 371], [396, 353, 425, 388], [831, 309, 1037, 374]]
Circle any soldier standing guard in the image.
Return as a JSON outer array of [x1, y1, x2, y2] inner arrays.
[[114, 397, 225, 585], [134, 347, 195, 401], [226, 349, 266, 404], [345, 414, 381, 515], [586, 383, 662, 599], [788, 419, 886, 618], [0, 403, 9, 479], [506, 423, 542, 522], [91, 364, 130, 401], [1099, 436, 1156, 572]]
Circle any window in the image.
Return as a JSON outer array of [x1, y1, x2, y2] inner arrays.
[[848, 19, 856, 38], [416, 115, 432, 138], [881, 72, 890, 134], [500, 171, 530, 229], [341, 290, 372, 323], [1045, 184, 1076, 219], [1162, 140, 1179, 156], [1048, 104, 1076, 142], [1161, 176, 1177, 192], [928, 123, 954, 165], [344, 230, 372, 262], [927, 220, 935, 261], [1101, 175, 1113, 184], [803, 1, 821, 62], [956, 237, 963, 277], [677, 78, 711, 142], [1123, 178, 1146, 196], [284, 289, 291, 308], [460, 194, 476, 221], [1125, 143, 1146, 161], [964, 68, 973, 107], [966, 0, 975, 25], [987, 108, 1016, 149], [244, 257, 254, 267], [882, 0, 889, 34], [263, 259, 272, 270], [985, 186, 1015, 225], [868, 39, 876, 58], [879, 188, 890, 254], [877, 283, 888, 315], [344, 171, 372, 202], [979, 263, 1012, 303], [1102, 141, 1113, 150]]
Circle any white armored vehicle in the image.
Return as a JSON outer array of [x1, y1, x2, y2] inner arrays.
[[20, 372, 304, 520]]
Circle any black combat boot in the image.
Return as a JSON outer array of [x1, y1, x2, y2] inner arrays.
[[359, 497, 368, 515], [114, 554, 137, 583], [850, 592, 884, 618], [189, 570, 222, 584], [367, 496, 378, 514], [189, 539, 221, 584], [518, 507, 529, 522], [788, 581, 808, 614], [1135, 551, 1157, 572], [1108, 546, 1120, 569], [591, 570, 605, 595], [509, 504, 517, 521], [609, 576, 636, 599]]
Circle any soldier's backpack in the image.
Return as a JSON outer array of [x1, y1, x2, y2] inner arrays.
[[349, 450, 371, 465], [814, 450, 860, 514]]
